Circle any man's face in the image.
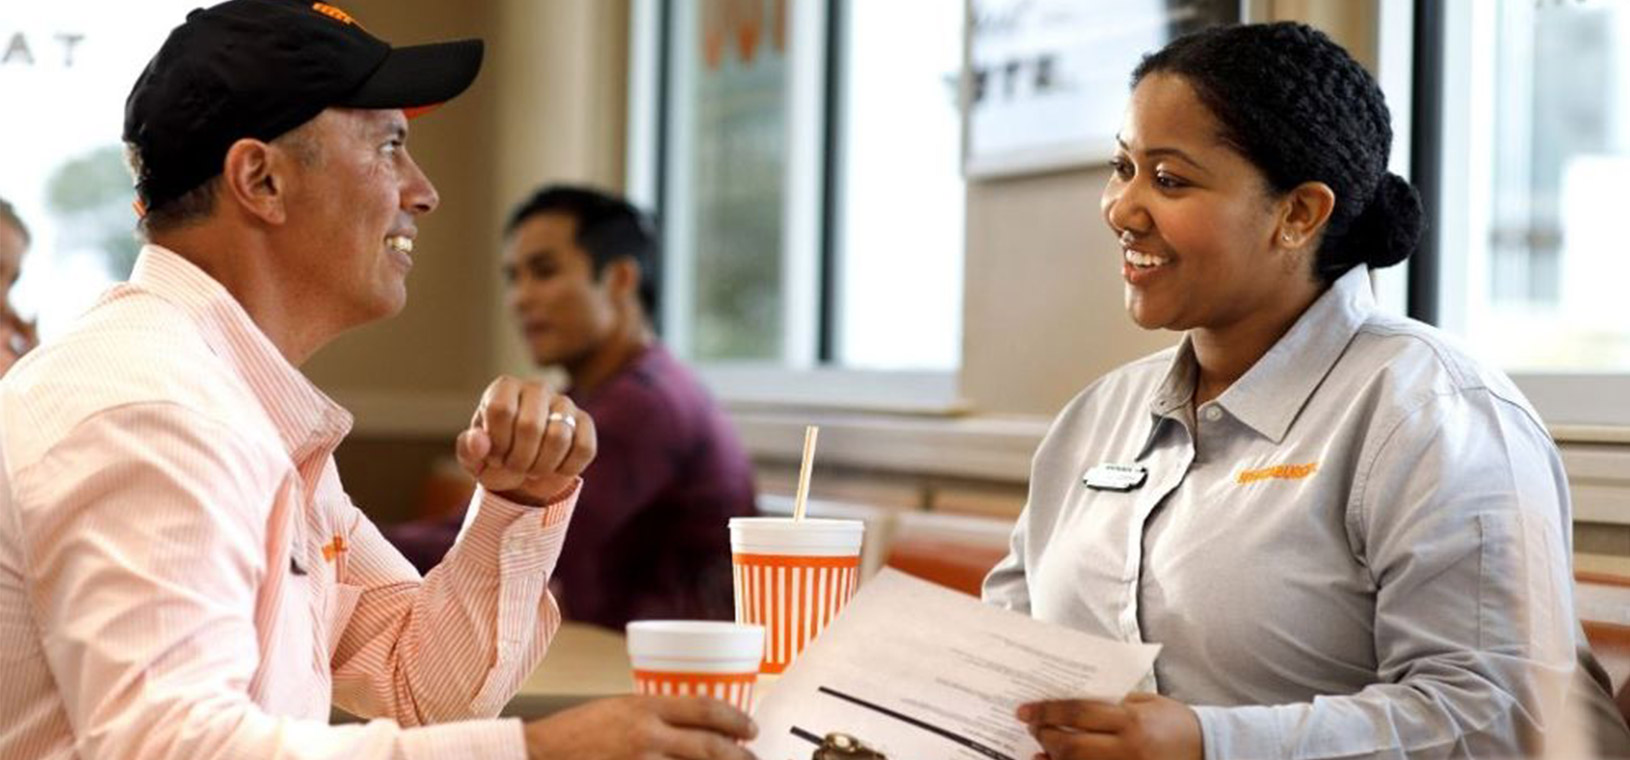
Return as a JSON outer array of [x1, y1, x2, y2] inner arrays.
[[277, 108, 439, 326], [0, 221, 24, 309], [501, 212, 618, 368]]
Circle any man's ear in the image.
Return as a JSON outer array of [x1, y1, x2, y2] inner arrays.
[[1276, 180, 1337, 250], [603, 257, 642, 300], [220, 138, 288, 226]]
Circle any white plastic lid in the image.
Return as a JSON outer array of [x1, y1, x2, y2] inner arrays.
[[625, 620, 765, 673], [729, 516, 864, 556]]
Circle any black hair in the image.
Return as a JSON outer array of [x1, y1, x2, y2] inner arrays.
[[1132, 22, 1423, 283], [0, 196, 29, 246], [504, 185, 660, 317]]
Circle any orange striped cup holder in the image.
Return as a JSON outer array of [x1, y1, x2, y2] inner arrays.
[[729, 517, 865, 675]]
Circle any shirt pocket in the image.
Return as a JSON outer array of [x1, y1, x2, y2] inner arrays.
[[325, 582, 363, 662]]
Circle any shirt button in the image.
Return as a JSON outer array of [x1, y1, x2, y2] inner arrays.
[[1204, 406, 1222, 422], [504, 536, 524, 552]]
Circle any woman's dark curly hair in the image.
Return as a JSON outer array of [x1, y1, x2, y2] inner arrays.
[[1132, 22, 1423, 283]]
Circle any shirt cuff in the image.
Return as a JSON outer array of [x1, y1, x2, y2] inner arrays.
[[455, 482, 578, 578], [480, 478, 579, 525], [399, 717, 527, 760], [1193, 704, 1288, 760]]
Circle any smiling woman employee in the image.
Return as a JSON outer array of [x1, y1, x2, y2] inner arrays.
[[982, 22, 1630, 760]]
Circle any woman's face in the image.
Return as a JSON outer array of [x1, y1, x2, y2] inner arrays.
[[1102, 73, 1314, 334], [0, 220, 26, 308]]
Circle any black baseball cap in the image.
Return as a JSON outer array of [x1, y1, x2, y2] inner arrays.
[[124, 0, 484, 213]]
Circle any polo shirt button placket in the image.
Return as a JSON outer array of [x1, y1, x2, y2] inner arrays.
[[1120, 586, 1141, 641], [1122, 513, 1144, 641]]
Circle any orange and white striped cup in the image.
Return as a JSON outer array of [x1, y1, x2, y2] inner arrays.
[[625, 621, 764, 711], [729, 517, 864, 674]]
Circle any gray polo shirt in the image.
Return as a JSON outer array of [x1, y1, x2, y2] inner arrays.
[[984, 266, 1630, 759]]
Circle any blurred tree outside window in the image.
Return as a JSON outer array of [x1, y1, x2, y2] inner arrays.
[[47, 145, 142, 281], [670, 0, 789, 362]]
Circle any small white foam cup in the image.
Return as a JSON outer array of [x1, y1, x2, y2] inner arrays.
[[625, 620, 764, 710]]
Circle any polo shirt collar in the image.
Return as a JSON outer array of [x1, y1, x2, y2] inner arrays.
[[1140, 266, 1375, 446], [1217, 266, 1375, 443]]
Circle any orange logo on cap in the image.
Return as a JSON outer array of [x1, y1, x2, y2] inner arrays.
[[312, 3, 363, 28]]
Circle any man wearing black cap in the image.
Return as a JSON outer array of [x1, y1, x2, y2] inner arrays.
[[0, 2, 755, 759]]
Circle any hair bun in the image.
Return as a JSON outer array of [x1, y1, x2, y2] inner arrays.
[[1343, 172, 1422, 271]]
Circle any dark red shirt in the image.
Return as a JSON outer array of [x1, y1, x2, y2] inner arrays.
[[386, 343, 757, 629]]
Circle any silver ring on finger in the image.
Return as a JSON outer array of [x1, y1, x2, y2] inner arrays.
[[546, 411, 577, 431]]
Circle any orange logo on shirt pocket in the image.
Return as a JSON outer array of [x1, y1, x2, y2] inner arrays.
[[1236, 461, 1319, 484]]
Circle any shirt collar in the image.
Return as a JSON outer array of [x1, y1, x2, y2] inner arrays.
[[1130, 340, 1198, 460], [1141, 266, 1374, 446], [126, 245, 353, 463], [1149, 338, 1199, 419], [1216, 266, 1375, 443]]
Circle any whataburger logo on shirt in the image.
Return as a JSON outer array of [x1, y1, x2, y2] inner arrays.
[[1236, 461, 1319, 484]]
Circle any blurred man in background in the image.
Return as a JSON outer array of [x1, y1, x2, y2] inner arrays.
[[388, 185, 757, 629]]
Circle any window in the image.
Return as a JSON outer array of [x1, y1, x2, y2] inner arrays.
[[830, 0, 964, 371], [657, 0, 794, 364], [1426, 0, 1630, 426], [630, 0, 966, 407], [0, 3, 198, 340]]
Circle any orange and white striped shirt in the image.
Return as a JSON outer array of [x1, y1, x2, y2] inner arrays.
[[0, 245, 576, 759]]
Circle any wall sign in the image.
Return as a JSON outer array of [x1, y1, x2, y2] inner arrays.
[[2, 31, 86, 68], [964, 0, 1239, 178]]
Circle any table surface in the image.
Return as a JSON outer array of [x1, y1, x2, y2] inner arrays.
[[520, 621, 633, 696], [335, 621, 634, 723], [501, 621, 634, 719]]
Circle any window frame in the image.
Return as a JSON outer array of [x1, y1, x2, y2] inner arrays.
[[625, 0, 966, 412]]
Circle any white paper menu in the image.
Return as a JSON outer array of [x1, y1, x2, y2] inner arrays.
[[748, 568, 1161, 760]]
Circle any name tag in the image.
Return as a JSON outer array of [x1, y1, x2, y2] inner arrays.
[[1083, 463, 1147, 492]]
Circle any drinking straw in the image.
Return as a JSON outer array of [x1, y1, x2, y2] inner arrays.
[[792, 425, 819, 521]]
